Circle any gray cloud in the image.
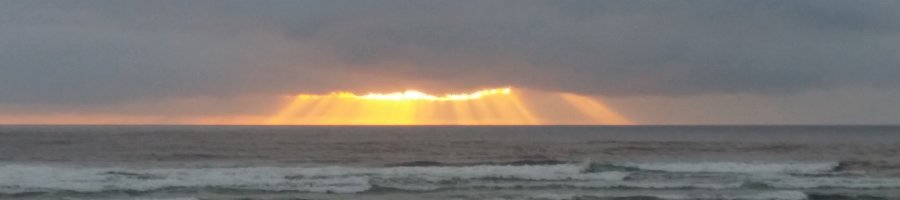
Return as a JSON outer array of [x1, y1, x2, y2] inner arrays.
[[1, 0, 899, 106]]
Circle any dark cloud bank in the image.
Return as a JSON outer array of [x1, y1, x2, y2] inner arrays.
[[1, 0, 899, 107]]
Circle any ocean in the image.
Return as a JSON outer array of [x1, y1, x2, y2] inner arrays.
[[1, 125, 899, 200]]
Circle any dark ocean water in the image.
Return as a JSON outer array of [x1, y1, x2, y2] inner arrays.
[[1, 125, 899, 200]]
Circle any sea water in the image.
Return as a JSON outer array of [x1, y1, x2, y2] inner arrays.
[[1, 125, 899, 200]]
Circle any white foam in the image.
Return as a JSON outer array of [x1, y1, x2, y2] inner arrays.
[[0, 164, 625, 194], [62, 198, 199, 200], [657, 190, 808, 200], [131, 198, 199, 200], [446, 179, 744, 190], [375, 164, 627, 181], [529, 191, 807, 200], [4, 162, 896, 195], [529, 193, 576, 200], [0, 165, 372, 194], [760, 175, 900, 189], [730, 191, 808, 200], [620, 162, 839, 174]]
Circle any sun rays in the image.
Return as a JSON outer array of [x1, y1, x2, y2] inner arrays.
[[267, 87, 632, 125]]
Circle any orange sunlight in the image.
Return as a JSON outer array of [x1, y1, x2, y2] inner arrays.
[[267, 87, 632, 125], [0, 88, 632, 125]]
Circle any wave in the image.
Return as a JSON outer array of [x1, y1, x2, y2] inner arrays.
[[385, 159, 570, 167], [132, 198, 199, 200], [610, 162, 840, 174], [835, 160, 900, 172], [2, 161, 899, 195], [387, 160, 843, 174], [0, 163, 625, 194], [530, 191, 808, 200], [65, 198, 200, 200], [758, 175, 900, 189]]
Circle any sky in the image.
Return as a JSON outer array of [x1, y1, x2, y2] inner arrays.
[[1, 0, 899, 125]]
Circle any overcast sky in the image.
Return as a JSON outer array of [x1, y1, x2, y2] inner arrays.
[[1, 0, 899, 124]]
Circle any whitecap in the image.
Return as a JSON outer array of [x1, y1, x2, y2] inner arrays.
[[618, 161, 839, 174]]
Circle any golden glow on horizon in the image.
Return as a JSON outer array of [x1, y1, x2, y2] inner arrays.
[[0, 88, 632, 125], [267, 87, 632, 125], [355, 88, 511, 101], [560, 93, 631, 125]]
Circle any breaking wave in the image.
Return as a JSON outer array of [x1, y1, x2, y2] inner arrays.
[[610, 161, 840, 174], [529, 191, 808, 200], [0, 163, 624, 194], [2, 160, 899, 196]]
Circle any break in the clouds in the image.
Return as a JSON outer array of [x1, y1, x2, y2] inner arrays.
[[1, 0, 899, 124]]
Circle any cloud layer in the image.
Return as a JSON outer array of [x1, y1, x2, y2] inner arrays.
[[1, 0, 899, 123]]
